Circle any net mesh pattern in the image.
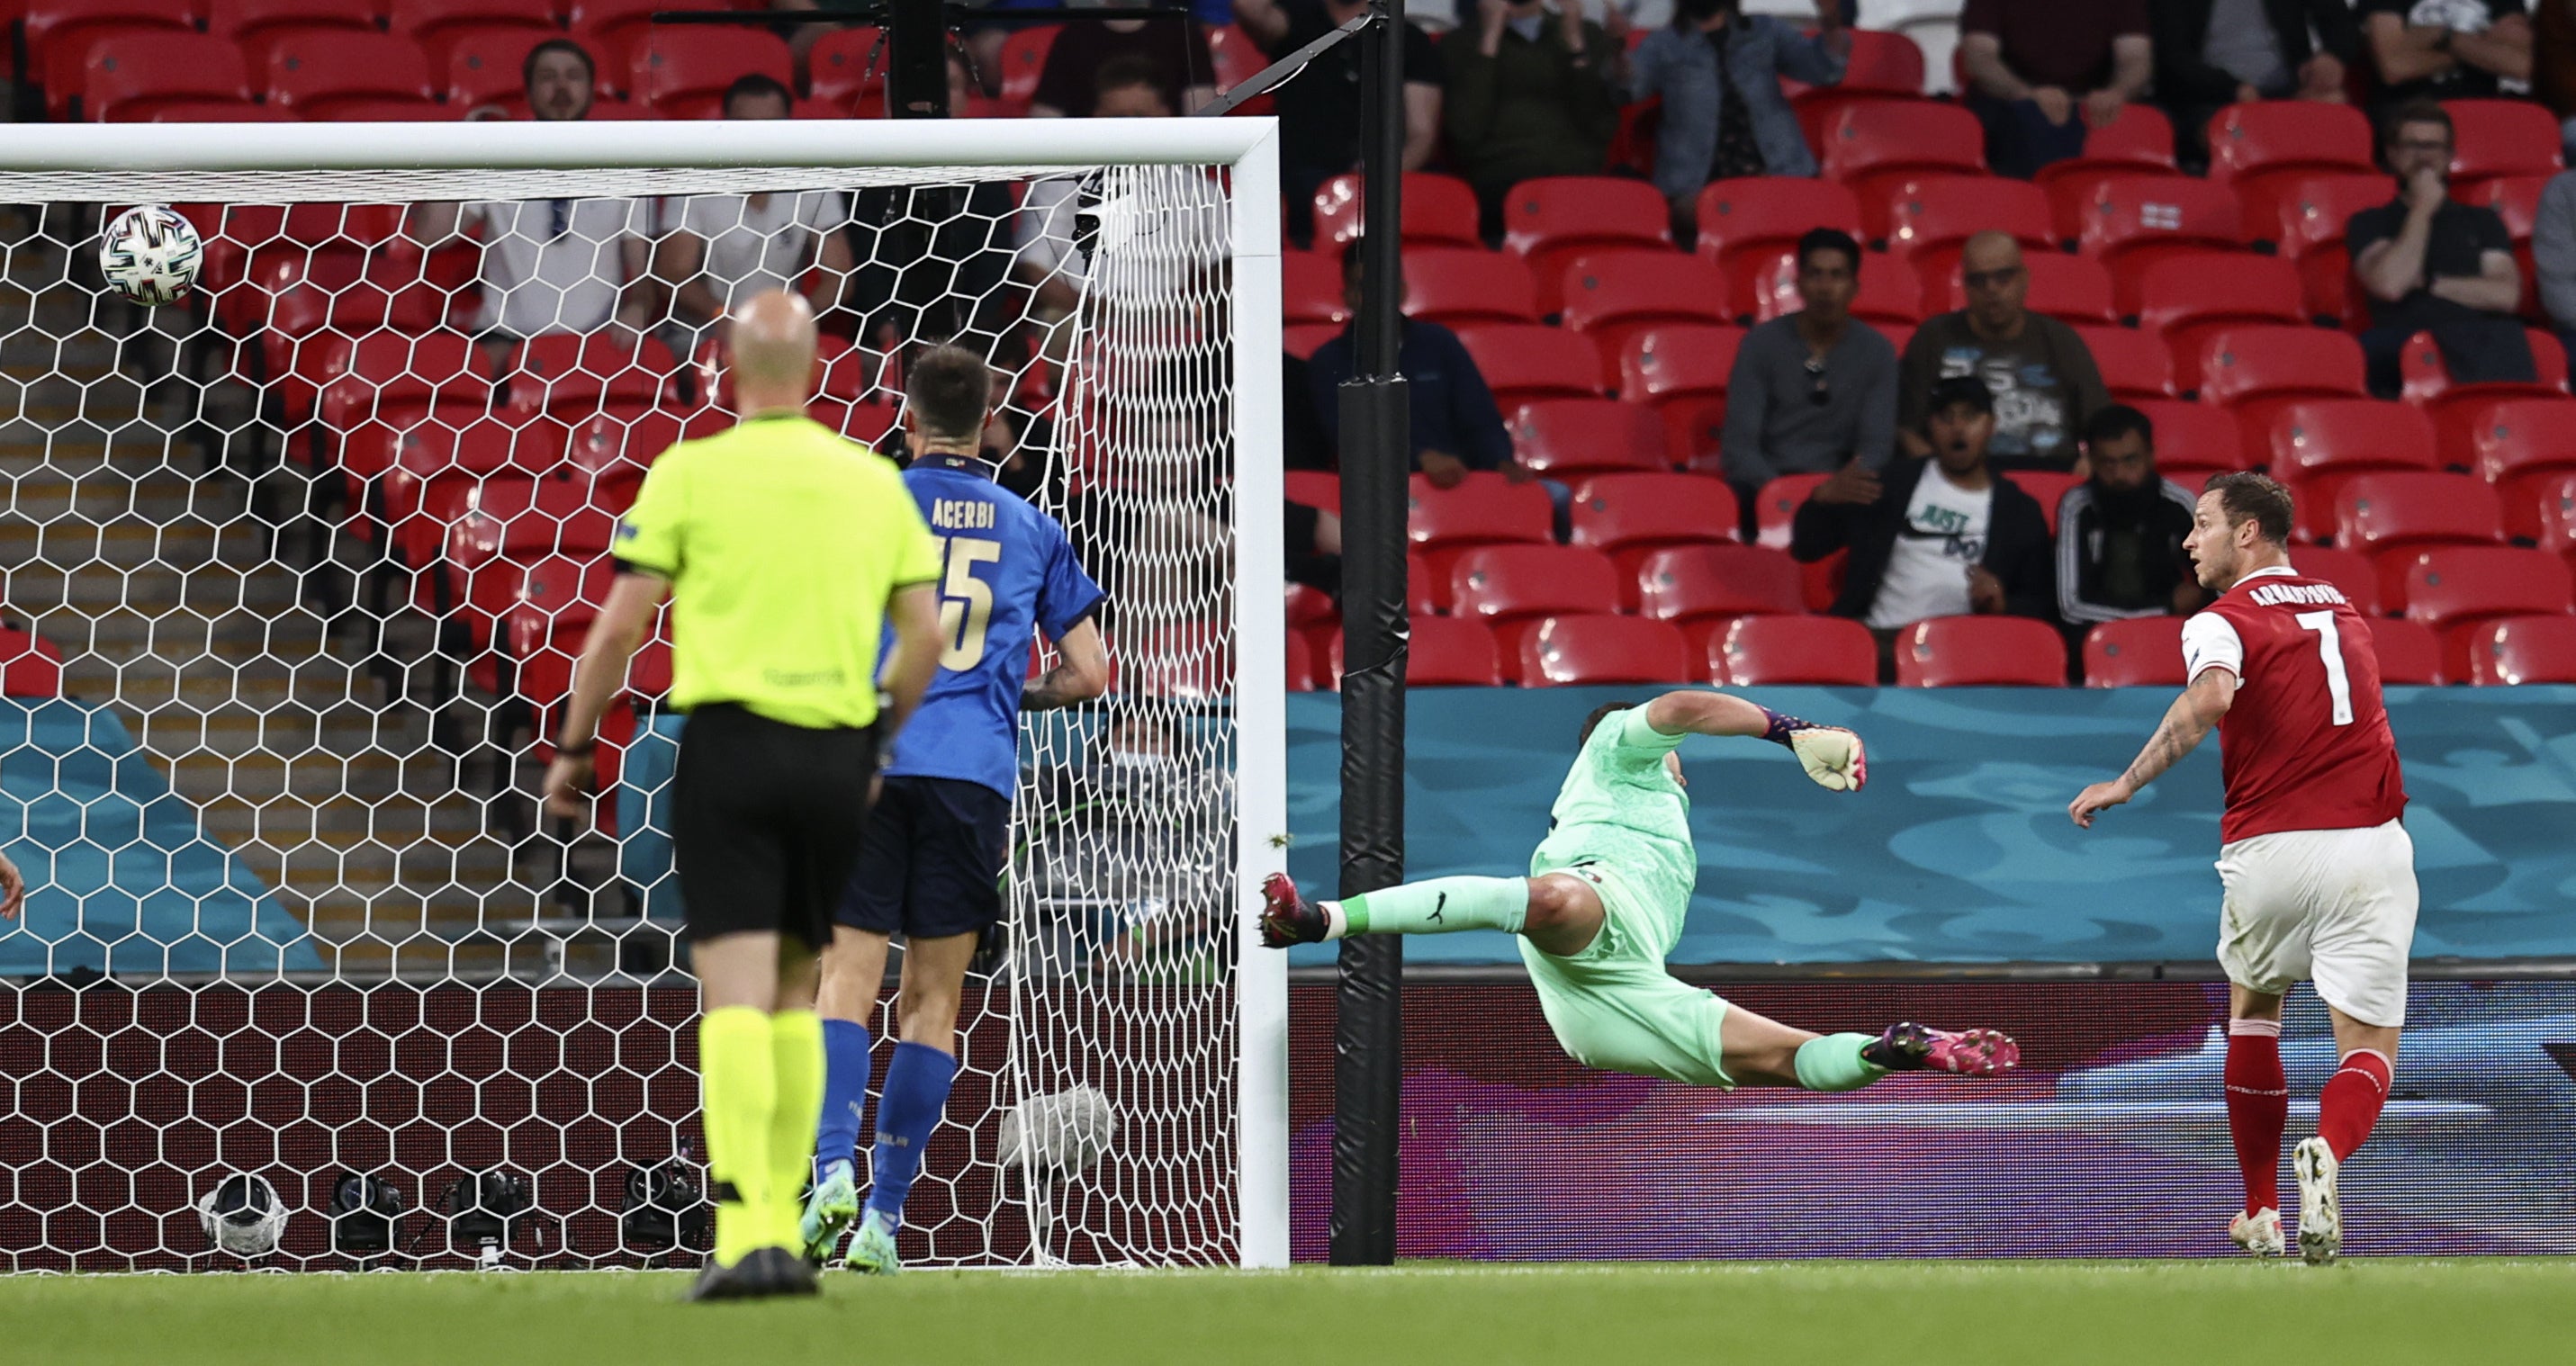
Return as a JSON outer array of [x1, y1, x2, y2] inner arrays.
[[0, 158, 1245, 1271]]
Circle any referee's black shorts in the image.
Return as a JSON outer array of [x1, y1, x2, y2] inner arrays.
[[836, 776, 1010, 940], [672, 703, 878, 950]]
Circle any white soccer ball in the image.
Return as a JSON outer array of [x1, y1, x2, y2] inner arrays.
[[196, 1171, 288, 1258], [98, 205, 202, 306]]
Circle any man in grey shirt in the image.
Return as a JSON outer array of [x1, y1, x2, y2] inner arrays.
[[2531, 166, 2576, 377], [1897, 230, 2110, 473], [1719, 227, 1896, 503]]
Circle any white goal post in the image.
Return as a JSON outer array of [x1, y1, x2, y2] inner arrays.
[[0, 118, 1288, 1271]]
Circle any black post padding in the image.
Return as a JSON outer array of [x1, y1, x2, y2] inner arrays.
[[886, 0, 949, 117], [1329, 0, 1410, 1271]]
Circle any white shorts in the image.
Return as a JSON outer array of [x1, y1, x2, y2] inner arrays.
[[2215, 818, 2418, 1028]]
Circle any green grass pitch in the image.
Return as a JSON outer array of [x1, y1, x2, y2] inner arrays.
[[8, 1260, 2573, 1365]]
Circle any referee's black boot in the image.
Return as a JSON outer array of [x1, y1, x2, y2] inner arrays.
[[742, 1245, 820, 1298], [686, 1255, 759, 1303]]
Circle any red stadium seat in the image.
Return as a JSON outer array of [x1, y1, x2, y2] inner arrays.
[[1313, 172, 1480, 248], [2464, 615, 2576, 685], [1752, 472, 1830, 550], [2290, 545, 2385, 616], [2396, 544, 2576, 679], [2072, 175, 2246, 270], [1693, 176, 1863, 271], [1568, 472, 1740, 576], [1408, 472, 1554, 555], [1455, 324, 1608, 409], [1283, 470, 1339, 513], [204, 0, 378, 46], [2132, 252, 2305, 389], [2337, 473, 2506, 562], [808, 26, 889, 112], [2256, 398, 2440, 540], [2130, 398, 2246, 473], [1815, 98, 1986, 193], [1788, 27, 1925, 97], [1707, 614, 1878, 686], [2033, 103, 2180, 193], [1284, 630, 1316, 693], [1559, 251, 1732, 354], [564, 405, 728, 485], [628, 27, 795, 119], [1511, 400, 1666, 478], [1452, 546, 1624, 668], [2077, 326, 2177, 400], [2007, 472, 2082, 535], [27, 0, 195, 90], [1519, 615, 1692, 687], [501, 332, 678, 420], [2083, 616, 2186, 687], [2443, 98, 2563, 185], [1635, 544, 1805, 625], [2196, 326, 2366, 407], [265, 31, 440, 116], [442, 24, 553, 108], [2398, 326, 2569, 414], [1934, 252, 2118, 326], [2203, 102, 2375, 195], [1616, 325, 1743, 409], [2247, 171, 2394, 262], [1871, 175, 2053, 264], [83, 34, 255, 123], [140, 100, 291, 122], [2436, 395, 2576, 535], [995, 23, 1059, 108], [1503, 176, 1672, 309], [1350, 616, 1505, 687], [1283, 324, 1339, 360], [2476, 173, 2552, 242], [0, 625, 65, 698], [1401, 247, 1539, 327], [383, 420, 568, 566], [316, 332, 491, 434], [1283, 250, 1347, 325], [2367, 616, 2443, 684], [2538, 471, 2576, 562], [1895, 616, 2068, 687]]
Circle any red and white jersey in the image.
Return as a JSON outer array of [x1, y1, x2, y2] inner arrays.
[[2181, 565, 2408, 844]]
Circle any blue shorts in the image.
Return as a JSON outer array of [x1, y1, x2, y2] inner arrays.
[[836, 776, 1009, 939]]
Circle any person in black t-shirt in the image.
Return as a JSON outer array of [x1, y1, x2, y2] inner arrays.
[[2346, 100, 2535, 397], [2360, 0, 2533, 114], [1233, 0, 1445, 246]]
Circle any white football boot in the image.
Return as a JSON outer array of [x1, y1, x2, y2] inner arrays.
[[2294, 1137, 2342, 1264], [2229, 1207, 2284, 1259]]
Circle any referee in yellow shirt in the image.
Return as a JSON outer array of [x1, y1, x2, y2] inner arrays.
[[543, 290, 941, 1301]]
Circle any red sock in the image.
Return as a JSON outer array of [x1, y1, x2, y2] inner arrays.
[[2319, 1049, 2393, 1162], [2223, 1020, 2286, 1214]]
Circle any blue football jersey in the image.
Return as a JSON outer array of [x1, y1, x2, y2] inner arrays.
[[884, 460, 1106, 796]]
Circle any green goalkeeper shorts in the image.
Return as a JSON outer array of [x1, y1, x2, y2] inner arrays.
[[1515, 863, 1734, 1089]]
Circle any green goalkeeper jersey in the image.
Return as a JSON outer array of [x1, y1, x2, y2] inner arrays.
[[1529, 707, 1698, 952]]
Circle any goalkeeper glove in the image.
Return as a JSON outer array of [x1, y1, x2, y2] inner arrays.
[[1760, 708, 1867, 792]]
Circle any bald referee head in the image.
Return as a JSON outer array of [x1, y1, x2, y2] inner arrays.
[[539, 288, 943, 1299]]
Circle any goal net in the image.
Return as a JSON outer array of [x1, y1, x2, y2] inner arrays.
[[0, 120, 1288, 1272]]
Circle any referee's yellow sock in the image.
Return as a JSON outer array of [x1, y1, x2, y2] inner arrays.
[[700, 1006, 777, 1266], [767, 1009, 825, 1248]]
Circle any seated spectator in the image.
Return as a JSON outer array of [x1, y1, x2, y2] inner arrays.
[[1897, 231, 2108, 472], [1304, 242, 1519, 489], [2532, 162, 2576, 365], [1718, 227, 1897, 508], [1627, 0, 1850, 244], [1031, 8, 1215, 116], [1444, 0, 1625, 241], [2361, 0, 2532, 117], [1959, 0, 2153, 179], [2056, 404, 2207, 671], [2151, 0, 2360, 171], [1791, 376, 2057, 681], [653, 75, 856, 351], [1015, 60, 1227, 319], [410, 40, 652, 348], [1236, 0, 1446, 246], [2349, 101, 2535, 398], [2537, 0, 2576, 152]]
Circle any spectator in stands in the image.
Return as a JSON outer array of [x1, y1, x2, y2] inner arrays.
[[1959, 0, 2154, 179], [1305, 241, 1519, 489], [410, 40, 653, 350], [653, 76, 856, 352], [2361, 0, 2532, 115], [1896, 231, 2109, 473], [2349, 101, 2535, 397], [2056, 404, 2206, 671], [2532, 161, 2576, 364], [2536, 1, 2576, 152], [1626, 0, 1851, 245], [1718, 227, 1897, 509], [1236, 0, 1446, 247], [2150, 0, 2361, 171], [1791, 375, 2057, 682], [1444, 0, 1626, 242], [1016, 60, 1226, 319], [1031, 8, 1216, 116]]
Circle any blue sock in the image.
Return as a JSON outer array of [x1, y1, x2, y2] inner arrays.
[[863, 1041, 957, 1225], [813, 1018, 873, 1179]]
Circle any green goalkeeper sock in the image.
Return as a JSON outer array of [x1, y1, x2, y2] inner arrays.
[[1336, 876, 1528, 938], [1792, 1034, 1890, 1092]]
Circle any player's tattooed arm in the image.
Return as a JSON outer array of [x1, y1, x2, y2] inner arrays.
[[1022, 617, 1112, 713], [2071, 668, 2237, 826]]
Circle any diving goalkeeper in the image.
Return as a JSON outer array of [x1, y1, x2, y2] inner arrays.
[[1262, 691, 2021, 1087]]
